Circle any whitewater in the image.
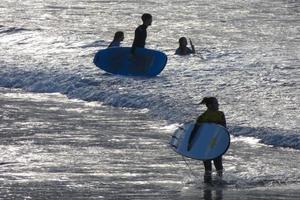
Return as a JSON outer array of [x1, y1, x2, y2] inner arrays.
[[0, 0, 299, 199]]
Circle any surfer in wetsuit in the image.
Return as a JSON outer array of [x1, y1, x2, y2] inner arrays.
[[131, 13, 152, 54], [190, 97, 227, 184], [175, 37, 195, 55], [108, 31, 124, 48]]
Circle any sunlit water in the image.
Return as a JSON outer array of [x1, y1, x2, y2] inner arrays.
[[1, 88, 299, 199], [0, 0, 299, 199]]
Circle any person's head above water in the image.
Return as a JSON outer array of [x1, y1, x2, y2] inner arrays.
[[179, 37, 188, 47], [141, 13, 152, 26], [200, 97, 219, 111], [113, 31, 124, 41]]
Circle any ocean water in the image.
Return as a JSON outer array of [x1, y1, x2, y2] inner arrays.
[[0, 0, 299, 199]]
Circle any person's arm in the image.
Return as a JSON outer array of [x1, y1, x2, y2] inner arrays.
[[221, 112, 227, 128], [189, 38, 195, 54], [188, 121, 200, 151], [108, 40, 115, 48], [188, 114, 204, 151], [189, 38, 204, 59]]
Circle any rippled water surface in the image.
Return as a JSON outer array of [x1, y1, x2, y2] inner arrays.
[[1, 88, 300, 199]]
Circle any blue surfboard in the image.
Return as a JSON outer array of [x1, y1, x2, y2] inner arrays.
[[93, 47, 167, 76], [170, 122, 230, 160]]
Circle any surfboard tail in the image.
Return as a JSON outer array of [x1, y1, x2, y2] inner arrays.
[[170, 136, 178, 148], [170, 127, 184, 148]]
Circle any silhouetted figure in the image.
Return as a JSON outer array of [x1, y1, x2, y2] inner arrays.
[[131, 13, 152, 54], [190, 97, 227, 184], [175, 37, 195, 55], [108, 31, 124, 48]]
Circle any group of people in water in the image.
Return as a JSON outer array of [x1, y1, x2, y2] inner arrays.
[[108, 13, 196, 56], [107, 13, 226, 185]]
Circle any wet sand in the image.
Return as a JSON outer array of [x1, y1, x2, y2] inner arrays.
[[0, 88, 299, 199]]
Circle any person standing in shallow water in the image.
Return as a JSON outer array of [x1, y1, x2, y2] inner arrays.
[[131, 13, 152, 54], [108, 31, 124, 48], [191, 97, 227, 184], [175, 37, 195, 55]]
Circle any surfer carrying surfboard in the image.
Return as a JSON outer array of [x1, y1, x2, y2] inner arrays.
[[131, 13, 152, 54], [191, 97, 227, 184]]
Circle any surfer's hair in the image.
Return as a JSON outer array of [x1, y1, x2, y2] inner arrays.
[[141, 13, 152, 22], [179, 37, 187, 45], [113, 31, 124, 40], [200, 97, 218, 105]]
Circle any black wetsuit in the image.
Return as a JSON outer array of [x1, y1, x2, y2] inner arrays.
[[131, 24, 147, 54]]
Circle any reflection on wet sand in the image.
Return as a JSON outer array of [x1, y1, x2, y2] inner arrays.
[[204, 186, 223, 200]]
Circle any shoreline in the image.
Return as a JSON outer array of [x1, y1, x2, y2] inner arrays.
[[0, 88, 299, 199]]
